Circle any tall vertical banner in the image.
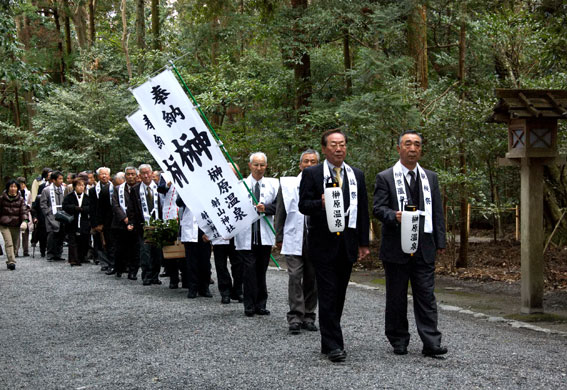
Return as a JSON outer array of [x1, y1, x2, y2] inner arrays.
[[127, 69, 259, 240]]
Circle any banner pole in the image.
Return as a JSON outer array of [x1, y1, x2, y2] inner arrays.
[[169, 62, 281, 269]]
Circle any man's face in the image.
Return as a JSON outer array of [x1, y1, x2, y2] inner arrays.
[[139, 168, 152, 185], [88, 173, 95, 185], [299, 153, 318, 171], [249, 155, 267, 181], [98, 170, 110, 184], [54, 175, 64, 187], [397, 133, 422, 167], [322, 133, 347, 167], [66, 174, 73, 184], [125, 169, 137, 186], [152, 171, 160, 184]]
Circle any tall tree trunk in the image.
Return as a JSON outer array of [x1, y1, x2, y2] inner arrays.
[[88, 0, 95, 47], [70, 2, 88, 50], [151, 0, 160, 50], [291, 0, 311, 115], [136, 0, 146, 50], [62, 0, 72, 55], [408, 1, 428, 89], [52, 1, 66, 83], [343, 28, 352, 95], [456, 5, 468, 268], [121, 0, 132, 79]]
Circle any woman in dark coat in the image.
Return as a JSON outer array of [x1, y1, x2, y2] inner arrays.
[[62, 178, 90, 266], [0, 180, 28, 270]]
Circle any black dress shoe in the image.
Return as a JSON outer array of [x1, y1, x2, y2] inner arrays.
[[187, 290, 197, 298], [231, 294, 244, 303], [221, 296, 231, 304], [422, 345, 448, 357], [101, 266, 109, 271], [169, 283, 179, 289], [143, 280, 152, 286], [393, 345, 408, 355], [151, 280, 162, 285], [7, 263, 15, 271], [105, 268, 116, 275], [115, 273, 122, 278], [199, 288, 213, 298], [301, 322, 318, 332], [327, 349, 347, 363], [244, 311, 255, 317], [255, 308, 270, 315], [128, 274, 138, 281], [289, 323, 301, 335]]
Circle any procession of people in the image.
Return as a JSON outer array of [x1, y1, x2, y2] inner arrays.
[[0, 129, 447, 363]]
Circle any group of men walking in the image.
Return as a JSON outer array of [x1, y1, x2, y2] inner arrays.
[[17, 127, 447, 363]]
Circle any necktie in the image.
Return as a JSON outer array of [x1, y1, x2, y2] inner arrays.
[[146, 186, 154, 213], [333, 167, 342, 188], [253, 182, 261, 245], [408, 171, 416, 192]]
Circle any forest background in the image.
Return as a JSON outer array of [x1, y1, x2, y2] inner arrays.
[[1, 0, 567, 269]]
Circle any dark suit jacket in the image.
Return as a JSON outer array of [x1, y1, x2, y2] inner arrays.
[[128, 182, 163, 237], [62, 192, 91, 235], [111, 184, 136, 230], [299, 163, 370, 263], [88, 184, 113, 228], [373, 166, 446, 264]]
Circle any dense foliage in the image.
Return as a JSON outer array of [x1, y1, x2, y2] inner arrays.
[[1, 0, 567, 246]]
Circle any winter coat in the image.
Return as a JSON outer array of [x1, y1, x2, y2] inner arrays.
[[0, 191, 27, 228]]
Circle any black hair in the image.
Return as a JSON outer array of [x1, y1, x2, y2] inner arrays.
[[50, 171, 63, 181], [5, 179, 20, 193], [398, 130, 423, 145], [321, 128, 348, 146], [41, 167, 53, 180]]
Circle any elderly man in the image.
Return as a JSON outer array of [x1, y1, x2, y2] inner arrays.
[[276, 149, 320, 335], [31, 168, 52, 258], [88, 167, 115, 273], [299, 129, 370, 363], [235, 152, 279, 317], [373, 130, 447, 357], [111, 167, 140, 280], [129, 164, 163, 286], [40, 171, 66, 261]]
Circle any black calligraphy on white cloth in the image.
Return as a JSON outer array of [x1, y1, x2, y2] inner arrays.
[[171, 127, 213, 172]]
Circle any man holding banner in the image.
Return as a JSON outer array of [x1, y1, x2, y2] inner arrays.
[[372, 130, 447, 357], [235, 152, 279, 317], [299, 129, 370, 363]]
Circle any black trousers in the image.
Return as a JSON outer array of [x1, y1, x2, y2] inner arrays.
[[46, 229, 65, 259], [184, 238, 211, 293], [113, 229, 140, 275], [33, 220, 48, 256], [313, 240, 352, 354], [67, 231, 89, 264], [383, 255, 442, 349], [213, 240, 243, 298], [239, 244, 271, 313], [94, 227, 115, 268]]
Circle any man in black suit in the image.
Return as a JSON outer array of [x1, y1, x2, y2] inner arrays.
[[88, 167, 115, 273], [373, 130, 447, 357], [129, 164, 163, 286], [299, 129, 370, 363], [111, 167, 140, 280]]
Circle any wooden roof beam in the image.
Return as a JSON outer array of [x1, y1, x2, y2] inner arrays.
[[518, 92, 542, 118]]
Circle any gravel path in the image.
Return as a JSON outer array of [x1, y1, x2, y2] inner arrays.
[[1, 248, 566, 389]]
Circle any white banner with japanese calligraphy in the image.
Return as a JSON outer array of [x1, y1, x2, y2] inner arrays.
[[128, 69, 259, 239]]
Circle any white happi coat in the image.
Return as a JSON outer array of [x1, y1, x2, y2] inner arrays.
[[234, 175, 279, 250], [180, 206, 199, 243], [280, 173, 305, 256]]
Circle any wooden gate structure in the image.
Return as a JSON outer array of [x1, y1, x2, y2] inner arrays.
[[490, 89, 567, 313]]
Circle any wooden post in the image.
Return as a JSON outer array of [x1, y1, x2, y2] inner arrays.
[[515, 205, 520, 241], [466, 203, 471, 236], [520, 158, 544, 313]]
